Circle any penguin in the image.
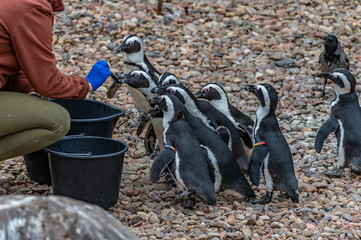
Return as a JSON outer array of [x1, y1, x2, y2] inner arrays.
[[318, 35, 350, 97], [315, 69, 361, 176], [107, 35, 161, 99], [162, 94, 255, 200], [152, 84, 251, 172], [158, 72, 180, 86], [150, 95, 216, 208], [121, 70, 159, 105], [107, 35, 163, 154], [120, 70, 164, 152], [245, 84, 299, 203], [194, 83, 254, 157]]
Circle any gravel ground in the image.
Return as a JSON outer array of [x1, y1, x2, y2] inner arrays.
[[1, 0, 361, 239]]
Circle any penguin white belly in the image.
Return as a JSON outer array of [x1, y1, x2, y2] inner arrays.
[[337, 120, 346, 167], [127, 86, 151, 113], [262, 154, 273, 192], [152, 118, 164, 150], [174, 152, 186, 191], [202, 145, 222, 192]]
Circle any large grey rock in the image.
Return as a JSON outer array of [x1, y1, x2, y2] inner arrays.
[[0, 195, 139, 240]]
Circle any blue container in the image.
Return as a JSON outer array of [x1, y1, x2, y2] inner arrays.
[[46, 135, 128, 208], [24, 99, 124, 185]]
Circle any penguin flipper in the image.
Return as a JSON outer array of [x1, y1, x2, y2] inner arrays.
[[137, 115, 151, 136], [150, 148, 176, 183], [249, 142, 269, 186], [315, 114, 338, 153], [137, 107, 163, 136], [144, 124, 157, 153]]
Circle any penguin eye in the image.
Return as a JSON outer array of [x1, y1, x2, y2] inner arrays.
[[167, 88, 176, 94], [129, 41, 134, 46], [204, 88, 210, 93], [132, 72, 140, 78], [162, 80, 169, 86]]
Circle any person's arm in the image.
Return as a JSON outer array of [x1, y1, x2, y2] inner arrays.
[[11, 6, 89, 99]]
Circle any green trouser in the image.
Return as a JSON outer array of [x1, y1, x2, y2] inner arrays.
[[0, 91, 70, 161]]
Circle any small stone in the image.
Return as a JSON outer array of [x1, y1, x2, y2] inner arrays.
[[224, 214, 235, 226], [128, 215, 142, 226]]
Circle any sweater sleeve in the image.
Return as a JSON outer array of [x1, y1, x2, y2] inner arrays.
[[11, 6, 89, 99], [6, 71, 35, 94]]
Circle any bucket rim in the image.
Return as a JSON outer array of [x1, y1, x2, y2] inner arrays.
[[50, 98, 125, 122], [45, 135, 128, 159]]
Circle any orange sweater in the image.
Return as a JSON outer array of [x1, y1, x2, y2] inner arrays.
[[0, 0, 89, 99]]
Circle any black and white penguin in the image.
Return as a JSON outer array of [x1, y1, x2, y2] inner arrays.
[[158, 72, 180, 86], [162, 95, 255, 200], [107, 35, 163, 154], [245, 84, 299, 203], [318, 35, 350, 97], [150, 95, 216, 208], [121, 70, 159, 104], [315, 69, 361, 176], [194, 83, 254, 157], [152, 84, 250, 172]]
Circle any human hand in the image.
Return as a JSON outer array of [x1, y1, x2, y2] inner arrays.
[[86, 60, 111, 91]]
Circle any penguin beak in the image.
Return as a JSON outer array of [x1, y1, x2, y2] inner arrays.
[[245, 85, 256, 93], [316, 72, 331, 78], [193, 90, 203, 99], [116, 42, 127, 53], [151, 86, 168, 95]]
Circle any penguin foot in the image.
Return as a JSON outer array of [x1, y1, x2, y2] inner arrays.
[[165, 175, 176, 191], [175, 191, 195, 209], [324, 167, 344, 177], [148, 145, 160, 158], [251, 191, 273, 204]]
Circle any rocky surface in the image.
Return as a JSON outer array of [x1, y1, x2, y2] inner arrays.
[[1, 0, 361, 239]]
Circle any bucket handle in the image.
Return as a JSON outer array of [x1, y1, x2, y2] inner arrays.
[[65, 152, 93, 157]]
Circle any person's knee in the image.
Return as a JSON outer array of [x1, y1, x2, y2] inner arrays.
[[49, 103, 70, 140]]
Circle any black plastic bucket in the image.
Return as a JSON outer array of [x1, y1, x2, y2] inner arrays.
[[24, 99, 124, 185], [45, 136, 128, 208], [50, 99, 125, 137]]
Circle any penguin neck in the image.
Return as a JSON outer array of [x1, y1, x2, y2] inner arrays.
[[254, 105, 274, 136], [123, 51, 144, 65], [209, 99, 233, 124], [332, 91, 359, 109], [185, 99, 214, 129], [162, 108, 175, 143], [139, 81, 159, 101]]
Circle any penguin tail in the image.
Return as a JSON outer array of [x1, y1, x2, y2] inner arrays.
[[230, 173, 256, 199], [193, 184, 217, 206], [283, 175, 299, 203]]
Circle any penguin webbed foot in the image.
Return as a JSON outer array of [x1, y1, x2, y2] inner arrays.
[[147, 145, 160, 158], [251, 191, 273, 204], [174, 191, 196, 209], [323, 167, 344, 177]]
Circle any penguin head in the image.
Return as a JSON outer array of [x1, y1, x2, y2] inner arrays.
[[245, 84, 278, 114], [194, 83, 227, 102], [117, 35, 144, 55], [322, 69, 356, 95], [164, 84, 196, 105], [156, 95, 183, 121], [323, 35, 338, 54], [122, 70, 155, 89], [158, 72, 180, 86]]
